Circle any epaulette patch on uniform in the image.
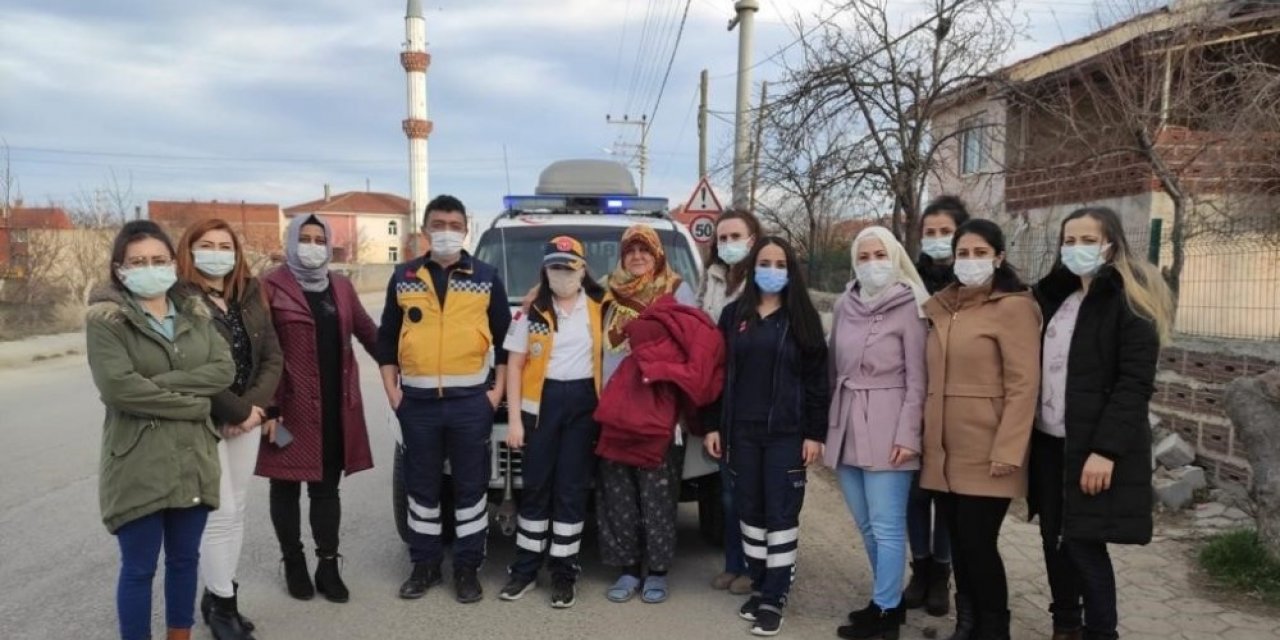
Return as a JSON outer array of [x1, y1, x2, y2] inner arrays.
[[449, 280, 492, 294], [528, 321, 552, 336]]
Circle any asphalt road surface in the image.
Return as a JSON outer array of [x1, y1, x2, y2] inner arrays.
[[0, 301, 879, 640]]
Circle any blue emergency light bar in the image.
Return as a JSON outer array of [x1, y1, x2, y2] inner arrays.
[[503, 195, 669, 215]]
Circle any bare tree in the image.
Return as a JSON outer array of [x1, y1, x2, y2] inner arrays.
[[68, 169, 138, 228], [780, 0, 1020, 254], [0, 140, 17, 222]]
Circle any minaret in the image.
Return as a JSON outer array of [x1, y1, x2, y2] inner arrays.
[[402, 0, 431, 251]]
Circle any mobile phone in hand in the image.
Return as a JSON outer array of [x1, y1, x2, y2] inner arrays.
[[273, 421, 293, 448]]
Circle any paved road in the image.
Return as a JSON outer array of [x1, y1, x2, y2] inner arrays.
[[3, 299, 1278, 639]]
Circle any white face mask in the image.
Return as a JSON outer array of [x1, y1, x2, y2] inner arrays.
[[717, 240, 751, 266], [193, 249, 236, 278], [547, 268, 585, 298], [296, 243, 328, 269], [922, 236, 954, 260], [954, 258, 995, 287], [430, 231, 466, 258], [1060, 243, 1111, 277], [855, 259, 896, 292]]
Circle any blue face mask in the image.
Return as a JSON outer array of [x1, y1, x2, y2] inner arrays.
[[1060, 243, 1110, 277], [118, 265, 177, 299], [755, 266, 788, 294]]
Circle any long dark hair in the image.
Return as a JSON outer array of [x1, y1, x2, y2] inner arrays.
[[1056, 207, 1173, 342], [707, 208, 763, 294], [531, 266, 606, 331], [736, 236, 825, 352], [108, 220, 177, 291], [953, 219, 1027, 293]]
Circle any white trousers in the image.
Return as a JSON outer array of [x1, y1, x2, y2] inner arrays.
[[198, 430, 261, 597]]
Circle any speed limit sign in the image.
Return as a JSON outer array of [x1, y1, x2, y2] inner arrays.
[[689, 214, 716, 244]]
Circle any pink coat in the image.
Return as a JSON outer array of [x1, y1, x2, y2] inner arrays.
[[257, 267, 379, 482], [824, 283, 927, 471]]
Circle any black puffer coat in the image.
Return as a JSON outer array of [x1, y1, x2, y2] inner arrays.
[[1030, 266, 1160, 545], [915, 255, 955, 295]]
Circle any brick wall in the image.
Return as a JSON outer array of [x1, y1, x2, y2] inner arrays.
[[1151, 343, 1280, 487]]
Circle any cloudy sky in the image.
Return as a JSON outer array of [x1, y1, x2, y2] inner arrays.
[[0, 0, 1105, 225]]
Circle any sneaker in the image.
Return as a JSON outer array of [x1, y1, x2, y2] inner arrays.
[[751, 608, 783, 637], [550, 575, 576, 609], [454, 567, 484, 604], [498, 574, 536, 601], [739, 595, 763, 622]]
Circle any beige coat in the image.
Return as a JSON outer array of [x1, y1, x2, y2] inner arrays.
[[919, 283, 1042, 499]]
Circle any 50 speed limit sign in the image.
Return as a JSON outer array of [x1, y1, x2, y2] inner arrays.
[[689, 214, 716, 244]]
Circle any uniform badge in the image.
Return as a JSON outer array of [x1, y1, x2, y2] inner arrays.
[[530, 342, 544, 357]]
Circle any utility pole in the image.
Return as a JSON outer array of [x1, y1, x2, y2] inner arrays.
[[728, 0, 760, 209], [605, 114, 650, 193], [698, 69, 709, 178], [749, 81, 767, 211]]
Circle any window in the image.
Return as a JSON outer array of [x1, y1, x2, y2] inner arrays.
[[388, 246, 400, 263], [960, 114, 989, 175], [388, 220, 399, 236]]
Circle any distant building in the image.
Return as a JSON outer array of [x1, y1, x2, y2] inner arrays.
[[0, 206, 74, 278], [283, 187, 410, 264], [148, 200, 282, 255]]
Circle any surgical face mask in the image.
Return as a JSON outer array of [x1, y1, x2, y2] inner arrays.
[[193, 249, 236, 278], [1060, 243, 1111, 277], [718, 241, 751, 266], [546, 268, 584, 298], [922, 236, 954, 260], [430, 231, 466, 258], [118, 265, 177, 299], [855, 259, 897, 292], [954, 258, 995, 287], [755, 266, 789, 294], [296, 243, 328, 269]]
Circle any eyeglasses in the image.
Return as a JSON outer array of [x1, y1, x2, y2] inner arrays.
[[121, 257, 174, 268]]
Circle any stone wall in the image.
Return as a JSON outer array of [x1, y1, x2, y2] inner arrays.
[[1151, 340, 1280, 487]]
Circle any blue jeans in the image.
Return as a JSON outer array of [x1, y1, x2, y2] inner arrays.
[[115, 507, 210, 640], [907, 472, 951, 562], [837, 465, 913, 609], [721, 461, 748, 575]]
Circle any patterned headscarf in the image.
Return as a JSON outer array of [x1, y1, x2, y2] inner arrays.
[[605, 224, 682, 348]]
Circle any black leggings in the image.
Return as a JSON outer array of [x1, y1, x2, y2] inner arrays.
[[935, 491, 1011, 615], [269, 466, 342, 558]]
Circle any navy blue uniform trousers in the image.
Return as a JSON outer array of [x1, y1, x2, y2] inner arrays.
[[510, 379, 599, 580], [731, 425, 806, 612], [398, 391, 493, 569]]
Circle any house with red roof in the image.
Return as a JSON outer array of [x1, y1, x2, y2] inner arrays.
[[0, 206, 74, 278], [283, 186, 410, 264]]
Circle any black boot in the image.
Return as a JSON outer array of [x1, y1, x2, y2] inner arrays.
[[974, 609, 1010, 640], [201, 584, 255, 632], [925, 559, 952, 616], [901, 557, 931, 609], [314, 554, 350, 603], [282, 552, 315, 600], [836, 603, 904, 640], [846, 599, 876, 624], [944, 593, 977, 640], [206, 592, 256, 640]]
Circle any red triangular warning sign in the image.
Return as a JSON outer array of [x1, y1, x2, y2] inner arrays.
[[682, 177, 723, 214]]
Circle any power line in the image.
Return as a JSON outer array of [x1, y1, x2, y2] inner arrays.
[[608, 0, 635, 116], [646, 0, 693, 129]]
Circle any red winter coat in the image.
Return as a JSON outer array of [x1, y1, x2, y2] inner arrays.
[[595, 295, 725, 468], [257, 267, 379, 482]]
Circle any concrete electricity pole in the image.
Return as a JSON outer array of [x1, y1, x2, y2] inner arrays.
[[728, 0, 759, 210], [698, 69, 709, 179], [749, 81, 767, 210], [605, 114, 650, 193]]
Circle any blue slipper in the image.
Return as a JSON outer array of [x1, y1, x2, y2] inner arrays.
[[606, 575, 641, 603], [641, 575, 669, 604]]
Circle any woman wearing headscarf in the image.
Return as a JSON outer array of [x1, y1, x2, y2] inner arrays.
[[597, 224, 696, 605], [826, 227, 930, 640], [258, 215, 378, 604]]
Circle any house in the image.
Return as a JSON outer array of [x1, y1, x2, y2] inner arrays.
[[283, 187, 410, 265], [148, 200, 282, 256], [927, 0, 1280, 336], [0, 206, 74, 278]]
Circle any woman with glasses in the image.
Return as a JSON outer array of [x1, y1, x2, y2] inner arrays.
[[258, 215, 378, 604], [87, 220, 235, 640]]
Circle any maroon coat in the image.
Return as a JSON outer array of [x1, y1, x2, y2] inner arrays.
[[595, 295, 725, 468], [257, 266, 379, 482]]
